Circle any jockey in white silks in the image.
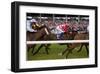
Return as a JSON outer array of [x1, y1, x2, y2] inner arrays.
[[27, 17, 37, 32], [55, 22, 69, 40]]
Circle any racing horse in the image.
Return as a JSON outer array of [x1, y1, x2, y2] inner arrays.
[[55, 23, 89, 58], [61, 32, 89, 58], [27, 25, 51, 53]]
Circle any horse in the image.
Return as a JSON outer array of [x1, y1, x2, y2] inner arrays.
[[27, 25, 51, 53], [60, 32, 89, 58]]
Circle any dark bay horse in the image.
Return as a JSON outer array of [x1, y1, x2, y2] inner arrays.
[[61, 32, 89, 58], [27, 25, 51, 53]]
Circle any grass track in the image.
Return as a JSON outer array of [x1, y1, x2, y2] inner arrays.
[[27, 44, 89, 61]]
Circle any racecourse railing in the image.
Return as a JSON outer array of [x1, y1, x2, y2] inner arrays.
[[26, 40, 89, 44]]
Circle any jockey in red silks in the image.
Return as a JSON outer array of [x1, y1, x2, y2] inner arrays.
[[56, 22, 69, 40]]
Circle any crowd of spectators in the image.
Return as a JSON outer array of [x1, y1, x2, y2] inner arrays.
[[27, 15, 89, 33]]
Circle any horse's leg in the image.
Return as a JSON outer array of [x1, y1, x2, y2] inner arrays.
[[45, 45, 49, 54], [62, 48, 68, 55], [31, 44, 36, 54], [85, 44, 89, 56], [27, 45, 34, 52], [66, 48, 74, 59], [65, 43, 77, 58], [27, 46, 30, 52], [44, 44, 51, 54], [32, 44, 44, 55], [77, 44, 84, 52], [61, 44, 70, 55]]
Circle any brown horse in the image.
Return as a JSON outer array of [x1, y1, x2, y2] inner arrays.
[[27, 25, 51, 53], [61, 32, 89, 58]]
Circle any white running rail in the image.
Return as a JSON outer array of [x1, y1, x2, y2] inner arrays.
[[26, 40, 89, 44]]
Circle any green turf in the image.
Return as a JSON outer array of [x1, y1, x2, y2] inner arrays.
[[27, 44, 89, 61]]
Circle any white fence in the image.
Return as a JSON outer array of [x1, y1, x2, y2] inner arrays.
[[26, 40, 89, 44]]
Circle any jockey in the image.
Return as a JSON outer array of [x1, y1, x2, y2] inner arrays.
[[27, 17, 41, 32], [56, 22, 69, 40]]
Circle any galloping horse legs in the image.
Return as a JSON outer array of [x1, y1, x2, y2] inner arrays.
[[31, 44, 36, 54], [32, 44, 50, 55], [66, 48, 74, 59], [27, 44, 35, 52], [44, 44, 50, 54], [85, 44, 89, 56], [32, 44, 44, 55], [77, 44, 84, 52], [61, 45, 69, 55], [61, 44, 72, 55], [77, 43, 89, 56], [62, 48, 68, 55]]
